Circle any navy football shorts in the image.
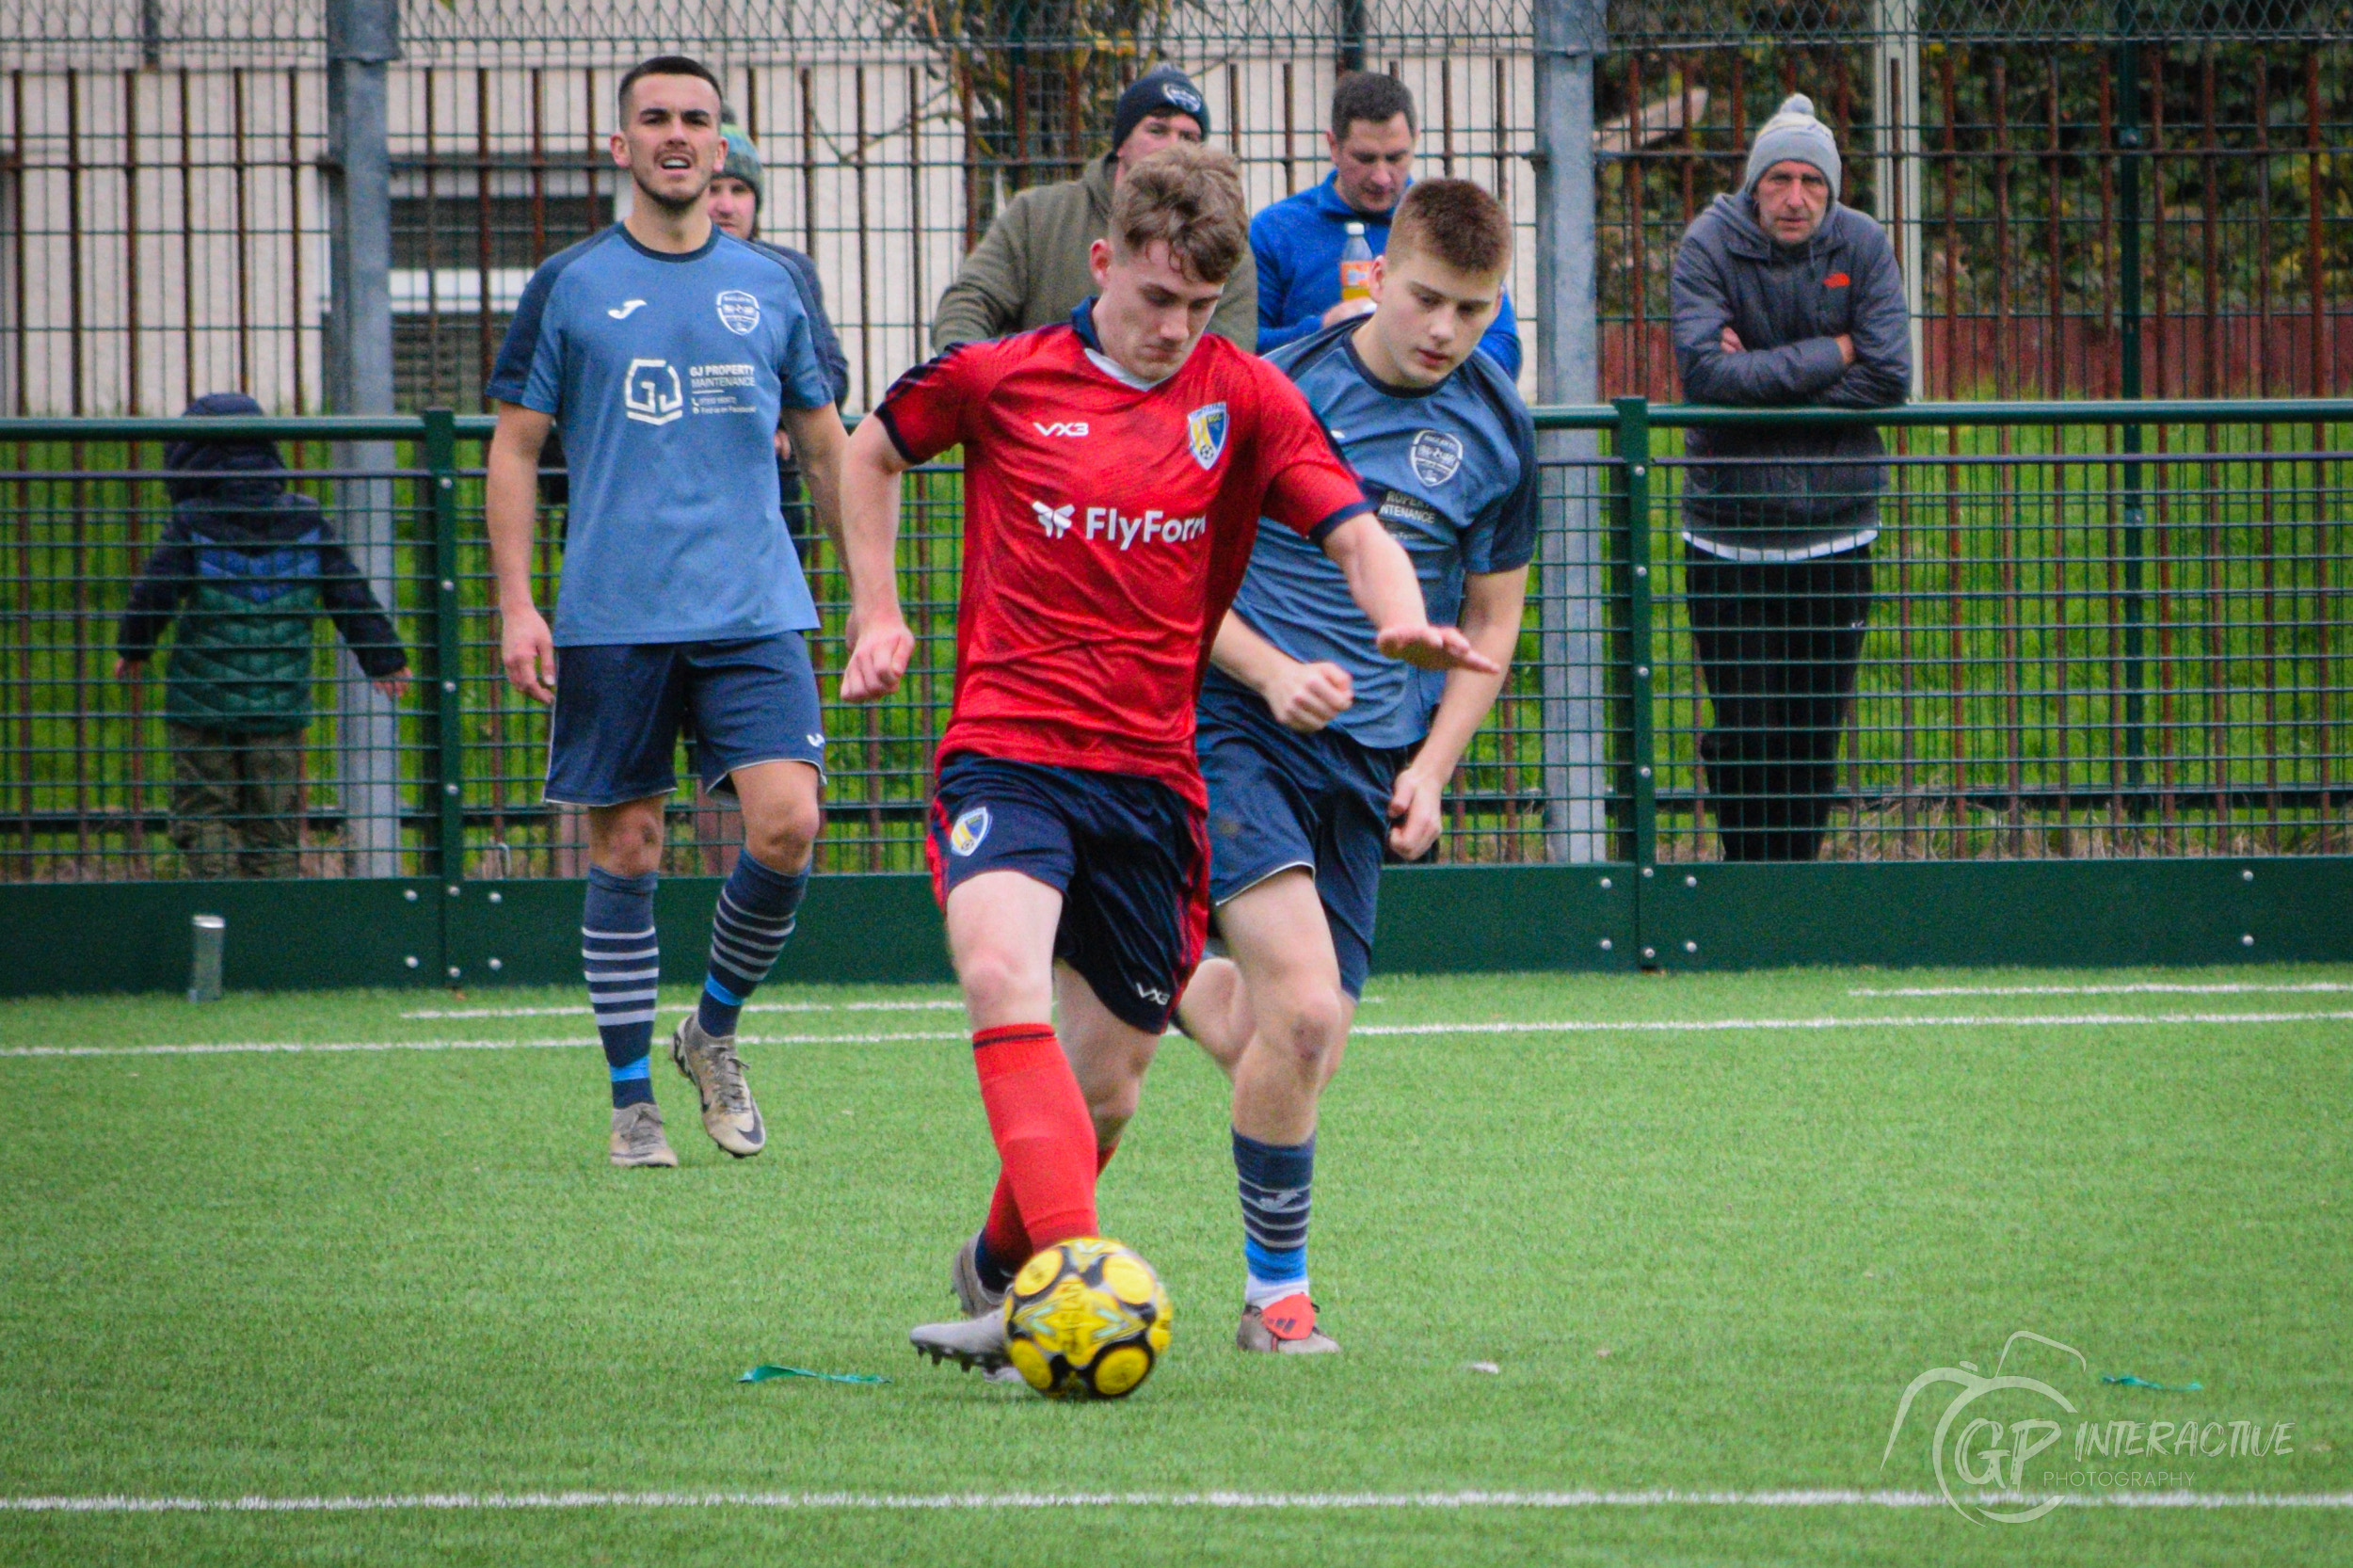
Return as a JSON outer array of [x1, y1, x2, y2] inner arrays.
[[926, 751, 1209, 1036], [546, 633, 825, 808], [1194, 668, 1411, 999]]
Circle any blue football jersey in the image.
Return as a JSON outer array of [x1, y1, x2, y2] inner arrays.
[[1228, 320, 1537, 748], [488, 225, 836, 647]]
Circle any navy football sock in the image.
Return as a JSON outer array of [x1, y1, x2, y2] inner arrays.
[[697, 851, 808, 1037], [1234, 1128, 1315, 1307], [583, 867, 659, 1110]]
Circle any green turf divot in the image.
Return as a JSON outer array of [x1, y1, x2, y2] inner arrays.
[[738, 1365, 890, 1386]]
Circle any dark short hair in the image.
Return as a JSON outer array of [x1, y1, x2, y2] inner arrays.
[[1331, 72, 1417, 140], [617, 56, 724, 118], [1388, 179, 1512, 278], [1111, 143, 1249, 284]]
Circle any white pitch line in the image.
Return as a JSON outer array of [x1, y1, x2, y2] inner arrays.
[[400, 999, 967, 1020], [2, 1488, 2347, 1514], [1850, 982, 2353, 999], [4, 1011, 2348, 1061]]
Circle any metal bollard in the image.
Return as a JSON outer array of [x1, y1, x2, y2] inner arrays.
[[188, 914, 225, 1003]]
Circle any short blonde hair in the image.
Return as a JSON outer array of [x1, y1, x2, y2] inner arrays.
[[1109, 143, 1249, 284]]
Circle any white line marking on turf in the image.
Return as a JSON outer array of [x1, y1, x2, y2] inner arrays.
[[5, 1011, 2348, 1060], [399, 999, 966, 1020], [1850, 982, 2353, 998], [0, 1489, 2345, 1514]]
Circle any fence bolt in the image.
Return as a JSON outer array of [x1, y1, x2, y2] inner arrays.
[[2241, 934, 2256, 947], [403, 888, 418, 902], [488, 957, 503, 971], [1641, 866, 1655, 879], [487, 890, 502, 904], [1635, 665, 1650, 679], [439, 475, 453, 489], [447, 966, 461, 979], [2241, 869, 2255, 882], [1633, 565, 1648, 579], [446, 885, 460, 897], [1641, 947, 1657, 960], [1599, 938, 1613, 951], [444, 782, 460, 796], [440, 579, 456, 592], [1638, 765, 1652, 778], [1683, 940, 1698, 954], [404, 955, 419, 968], [1685, 874, 1698, 888], [1598, 876, 1612, 889], [441, 680, 456, 693], [1631, 465, 1646, 478]]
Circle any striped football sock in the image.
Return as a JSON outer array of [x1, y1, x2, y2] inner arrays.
[[1234, 1128, 1315, 1308], [583, 867, 660, 1110], [696, 851, 808, 1038]]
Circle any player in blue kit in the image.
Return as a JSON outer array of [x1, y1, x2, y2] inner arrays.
[[1174, 180, 1536, 1351], [484, 56, 847, 1168]]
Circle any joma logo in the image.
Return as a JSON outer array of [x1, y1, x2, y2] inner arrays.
[[1032, 421, 1090, 438]]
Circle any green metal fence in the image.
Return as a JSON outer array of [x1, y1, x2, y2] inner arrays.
[[4, 401, 2346, 894]]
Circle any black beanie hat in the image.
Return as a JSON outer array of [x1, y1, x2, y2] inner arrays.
[[1111, 66, 1209, 155]]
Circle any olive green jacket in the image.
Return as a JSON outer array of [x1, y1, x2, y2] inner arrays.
[[931, 153, 1258, 353]]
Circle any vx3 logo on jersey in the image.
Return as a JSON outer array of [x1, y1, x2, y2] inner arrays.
[[1029, 499, 1207, 549], [1032, 421, 1090, 438]]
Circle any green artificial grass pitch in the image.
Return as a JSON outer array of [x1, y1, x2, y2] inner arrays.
[[0, 964, 2346, 1566]]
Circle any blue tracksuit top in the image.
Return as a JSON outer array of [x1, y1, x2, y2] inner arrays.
[[1249, 173, 1523, 376]]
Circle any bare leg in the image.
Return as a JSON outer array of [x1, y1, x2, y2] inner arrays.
[[1221, 870, 1355, 1146], [726, 759, 822, 873], [1053, 962, 1163, 1153]]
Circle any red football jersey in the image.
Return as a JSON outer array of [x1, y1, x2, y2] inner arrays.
[[873, 307, 1371, 805]]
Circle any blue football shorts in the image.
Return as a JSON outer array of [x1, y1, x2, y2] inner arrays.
[[925, 751, 1209, 1035], [1193, 668, 1411, 998], [545, 633, 825, 808]]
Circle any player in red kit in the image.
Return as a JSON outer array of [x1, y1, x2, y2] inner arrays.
[[836, 144, 1495, 1375]]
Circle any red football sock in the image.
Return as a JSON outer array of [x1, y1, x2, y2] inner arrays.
[[971, 1023, 1097, 1251], [982, 1134, 1119, 1273]]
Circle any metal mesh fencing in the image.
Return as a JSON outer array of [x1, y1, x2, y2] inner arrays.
[[6, 1, 2350, 418], [4, 403, 2343, 883], [1642, 407, 2351, 860]]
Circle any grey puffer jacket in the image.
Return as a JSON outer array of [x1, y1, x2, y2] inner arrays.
[[1671, 193, 1910, 551]]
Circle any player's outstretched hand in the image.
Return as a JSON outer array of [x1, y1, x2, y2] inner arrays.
[[1266, 660, 1353, 734], [1376, 622, 1500, 675], [1387, 765, 1444, 859], [840, 618, 916, 703], [501, 604, 556, 703]]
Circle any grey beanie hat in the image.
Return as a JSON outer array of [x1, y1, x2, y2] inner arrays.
[[1743, 93, 1840, 199], [719, 121, 765, 210]]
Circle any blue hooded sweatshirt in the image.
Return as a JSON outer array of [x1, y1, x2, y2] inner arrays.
[[1249, 171, 1522, 376]]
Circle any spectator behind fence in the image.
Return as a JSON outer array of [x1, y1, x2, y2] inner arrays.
[[1670, 94, 1910, 862], [709, 119, 853, 548], [114, 392, 411, 878], [1249, 72, 1521, 376], [931, 65, 1257, 352]]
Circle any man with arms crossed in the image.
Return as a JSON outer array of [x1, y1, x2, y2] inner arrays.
[[1176, 180, 1533, 1352], [835, 143, 1494, 1373], [486, 56, 846, 1167]]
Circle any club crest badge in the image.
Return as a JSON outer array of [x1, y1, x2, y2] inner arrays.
[[1409, 428, 1465, 487], [1187, 403, 1229, 471], [715, 289, 760, 335], [949, 806, 991, 856]]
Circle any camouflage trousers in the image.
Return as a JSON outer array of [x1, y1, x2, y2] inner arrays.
[[167, 721, 303, 878]]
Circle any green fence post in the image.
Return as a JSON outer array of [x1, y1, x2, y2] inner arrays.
[[424, 408, 466, 892], [1617, 397, 1658, 961]]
